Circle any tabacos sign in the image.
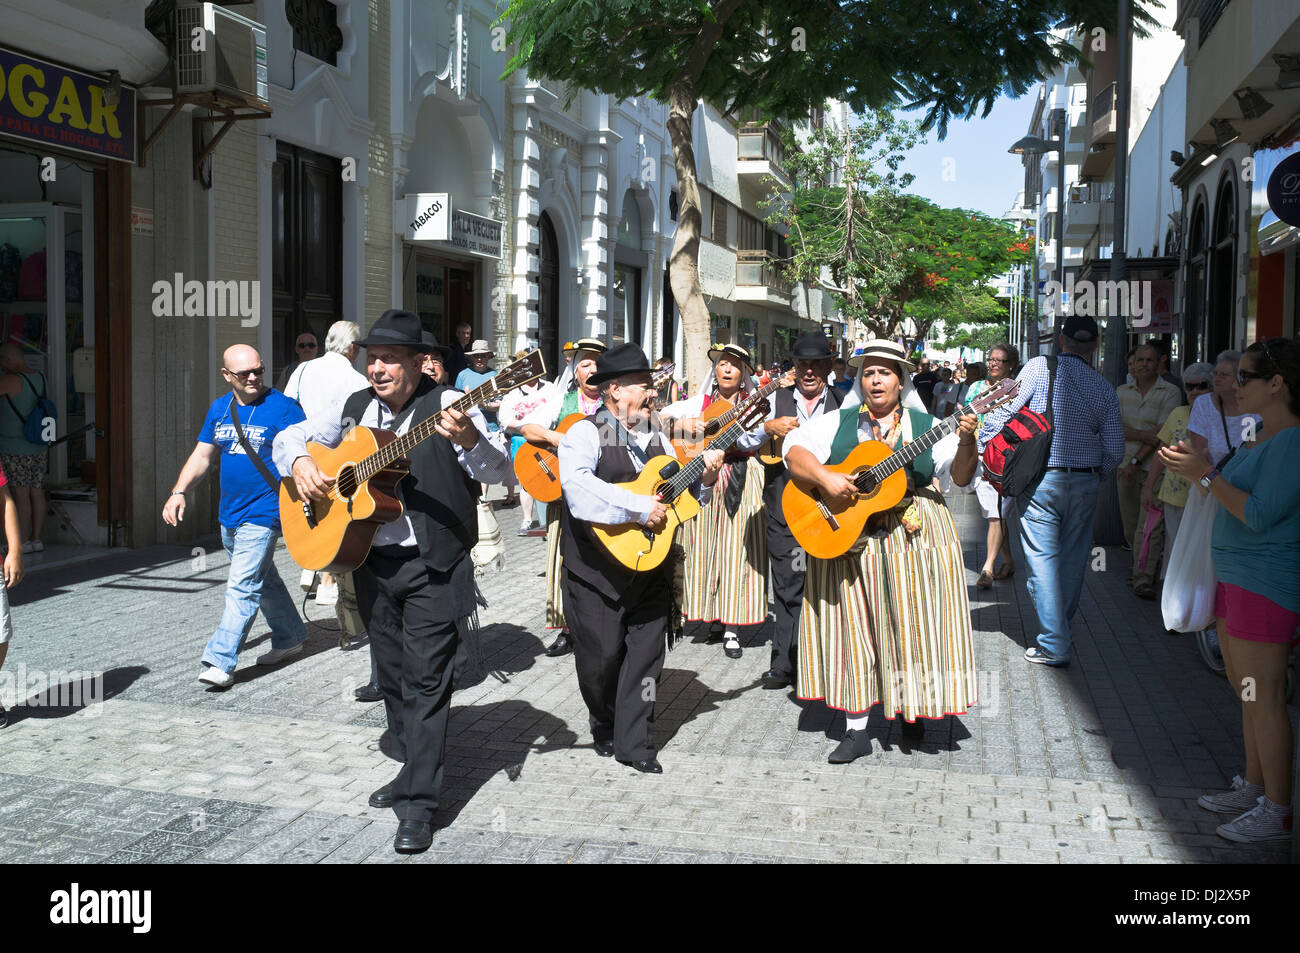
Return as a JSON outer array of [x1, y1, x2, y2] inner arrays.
[[0, 46, 136, 163]]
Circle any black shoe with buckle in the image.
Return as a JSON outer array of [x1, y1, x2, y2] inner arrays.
[[544, 632, 573, 657], [621, 758, 663, 774], [723, 635, 742, 659], [761, 669, 792, 690]]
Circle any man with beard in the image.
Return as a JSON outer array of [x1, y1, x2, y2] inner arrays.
[[558, 343, 723, 772], [756, 331, 844, 690], [274, 310, 511, 852]]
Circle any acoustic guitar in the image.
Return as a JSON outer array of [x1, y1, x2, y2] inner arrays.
[[781, 378, 1019, 560], [591, 399, 769, 572], [279, 350, 546, 572], [512, 363, 675, 504], [669, 369, 794, 463]]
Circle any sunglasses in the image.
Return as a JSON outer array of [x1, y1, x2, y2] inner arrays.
[[1236, 369, 1271, 387], [225, 366, 265, 380], [295, 341, 317, 350], [1184, 380, 1210, 391]]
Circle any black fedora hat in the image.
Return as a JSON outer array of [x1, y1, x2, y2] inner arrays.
[[359, 309, 435, 353], [588, 342, 652, 386], [789, 331, 835, 361]]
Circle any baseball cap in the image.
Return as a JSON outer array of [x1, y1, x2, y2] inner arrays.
[[1062, 314, 1099, 342]]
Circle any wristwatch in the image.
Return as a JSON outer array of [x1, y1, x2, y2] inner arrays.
[[1199, 467, 1219, 489]]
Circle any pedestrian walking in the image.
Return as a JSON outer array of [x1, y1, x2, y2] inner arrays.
[[275, 310, 513, 853], [0, 343, 50, 554], [1160, 338, 1300, 843], [275, 331, 318, 392], [967, 347, 1018, 588], [557, 342, 723, 773], [163, 345, 308, 688], [783, 340, 979, 763], [0, 458, 24, 728], [1116, 343, 1183, 597], [977, 315, 1124, 666]]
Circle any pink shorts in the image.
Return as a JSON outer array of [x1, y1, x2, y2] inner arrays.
[[1215, 582, 1300, 644]]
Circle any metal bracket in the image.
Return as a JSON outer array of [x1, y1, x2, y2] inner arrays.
[[137, 91, 273, 177]]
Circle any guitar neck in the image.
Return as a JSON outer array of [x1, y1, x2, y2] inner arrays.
[[663, 416, 752, 501], [859, 413, 960, 485], [710, 379, 779, 431], [354, 379, 502, 484]]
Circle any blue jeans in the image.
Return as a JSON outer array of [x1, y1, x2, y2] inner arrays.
[[201, 523, 306, 673], [1015, 471, 1100, 662]]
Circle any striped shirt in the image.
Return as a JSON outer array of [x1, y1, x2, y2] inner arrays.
[[977, 353, 1125, 474]]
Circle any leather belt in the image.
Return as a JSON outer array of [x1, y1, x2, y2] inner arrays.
[[1046, 466, 1099, 473]]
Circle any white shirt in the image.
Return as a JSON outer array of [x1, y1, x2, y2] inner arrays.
[[283, 352, 368, 419], [272, 388, 512, 549], [782, 405, 963, 493], [559, 416, 713, 525], [499, 380, 556, 434], [1187, 392, 1261, 467]]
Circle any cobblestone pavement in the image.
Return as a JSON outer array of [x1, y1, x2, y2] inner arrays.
[[2, 491, 1291, 863]]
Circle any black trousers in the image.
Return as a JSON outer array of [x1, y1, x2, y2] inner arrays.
[[562, 568, 671, 762], [767, 525, 806, 680], [354, 549, 460, 823]]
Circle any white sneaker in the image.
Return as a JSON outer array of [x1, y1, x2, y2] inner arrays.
[[257, 643, 304, 666], [1216, 797, 1294, 843], [1197, 774, 1264, 814], [198, 666, 234, 688], [30, 540, 43, 553], [300, 569, 316, 591], [314, 582, 338, 607], [20, 541, 33, 555]]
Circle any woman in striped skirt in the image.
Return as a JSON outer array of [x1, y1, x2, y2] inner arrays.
[[518, 339, 606, 657], [662, 344, 768, 660], [783, 340, 980, 763]]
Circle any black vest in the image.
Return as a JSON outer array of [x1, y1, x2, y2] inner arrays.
[[341, 378, 479, 573], [561, 412, 670, 600], [762, 384, 844, 536]]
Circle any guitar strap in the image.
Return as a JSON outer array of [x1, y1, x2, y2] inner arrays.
[[594, 406, 656, 466], [228, 396, 281, 493]]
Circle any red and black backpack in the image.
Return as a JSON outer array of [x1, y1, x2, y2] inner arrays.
[[982, 356, 1056, 497]]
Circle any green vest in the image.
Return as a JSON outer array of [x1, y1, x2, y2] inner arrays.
[[557, 388, 581, 421], [828, 405, 935, 484]]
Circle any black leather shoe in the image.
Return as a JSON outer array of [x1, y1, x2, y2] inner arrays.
[[622, 758, 663, 774], [593, 739, 615, 758], [354, 682, 383, 703], [900, 718, 925, 740], [723, 636, 743, 660], [761, 669, 792, 690], [369, 783, 395, 809], [828, 729, 872, 764], [544, 632, 573, 657], [378, 728, 406, 763], [0, 703, 7, 728], [393, 820, 433, 853]]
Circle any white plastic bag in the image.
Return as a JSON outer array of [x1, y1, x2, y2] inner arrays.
[[1161, 486, 1219, 632]]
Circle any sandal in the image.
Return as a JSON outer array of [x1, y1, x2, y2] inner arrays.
[[993, 565, 1015, 580], [976, 570, 994, 589], [1133, 582, 1155, 600]]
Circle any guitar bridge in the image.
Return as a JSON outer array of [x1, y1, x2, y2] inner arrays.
[[812, 490, 840, 530]]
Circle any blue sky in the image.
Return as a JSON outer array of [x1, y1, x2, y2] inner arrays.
[[892, 94, 1038, 218]]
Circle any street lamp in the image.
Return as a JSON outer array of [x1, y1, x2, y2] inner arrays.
[[1009, 122, 1066, 356]]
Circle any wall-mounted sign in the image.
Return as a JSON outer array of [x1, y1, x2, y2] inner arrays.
[[131, 206, 153, 236], [1266, 152, 1300, 228], [446, 209, 503, 259], [0, 46, 136, 162], [404, 192, 450, 241]]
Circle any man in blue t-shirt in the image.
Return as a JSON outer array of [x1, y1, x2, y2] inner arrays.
[[162, 344, 308, 688]]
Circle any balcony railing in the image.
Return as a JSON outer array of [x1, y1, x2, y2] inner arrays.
[[737, 125, 787, 171], [1198, 0, 1232, 47], [736, 249, 792, 296], [1068, 182, 1113, 205], [1090, 82, 1116, 125]]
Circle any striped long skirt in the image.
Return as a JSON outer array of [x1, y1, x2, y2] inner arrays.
[[681, 457, 768, 626], [545, 503, 565, 630], [797, 486, 977, 719]]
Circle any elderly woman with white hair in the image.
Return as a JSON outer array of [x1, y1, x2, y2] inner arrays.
[[1187, 350, 1262, 471], [782, 340, 980, 764]]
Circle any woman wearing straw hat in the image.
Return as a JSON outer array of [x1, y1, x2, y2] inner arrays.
[[518, 338, 608, 658], [662, 343, 769, 660], [783, 340, 980, 763]]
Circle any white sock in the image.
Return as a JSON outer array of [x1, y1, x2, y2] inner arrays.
[[845, 713, 869, 732], [724, 630, 738, 642]]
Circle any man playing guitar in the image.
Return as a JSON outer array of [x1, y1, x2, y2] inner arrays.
[[273, 310, 512, 854], [558, 343, 722, 773]]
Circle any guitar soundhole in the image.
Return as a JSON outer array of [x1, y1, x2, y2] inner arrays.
[[853, 468, 880, 499], [335, 464, 358, 499]]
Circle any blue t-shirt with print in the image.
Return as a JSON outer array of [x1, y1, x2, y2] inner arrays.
[[198, 389, 305, 530]]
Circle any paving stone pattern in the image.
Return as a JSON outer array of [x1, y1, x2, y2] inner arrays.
[[1, 492, 1290, 863]]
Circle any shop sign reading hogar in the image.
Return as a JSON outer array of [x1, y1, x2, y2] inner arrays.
[[0, 46, 136, 163]]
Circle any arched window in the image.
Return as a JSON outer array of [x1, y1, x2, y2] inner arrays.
[[617, 191, 643, 249], [1186, 197, 1208, 361], [536, 212, 560, 377], [1207, 175, 1237, 359]]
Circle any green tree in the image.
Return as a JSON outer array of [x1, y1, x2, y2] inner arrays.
[[498, 0, 1157, 390], [925, 286, 1011, 355]]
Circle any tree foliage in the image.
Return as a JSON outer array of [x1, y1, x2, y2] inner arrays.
[[497, 0, 1159, 389]]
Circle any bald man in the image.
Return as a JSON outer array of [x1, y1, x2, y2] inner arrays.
[[163, 344, 308, 688]]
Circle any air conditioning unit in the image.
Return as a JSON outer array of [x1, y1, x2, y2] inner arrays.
[[174, 2, 269, 105]]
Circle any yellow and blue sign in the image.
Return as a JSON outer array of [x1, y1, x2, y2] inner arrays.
[[0, 46, 135, 163]]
